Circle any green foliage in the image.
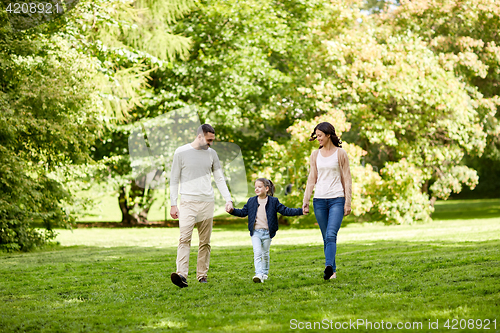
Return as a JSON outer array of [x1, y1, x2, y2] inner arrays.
[[0, 156, 62, 252], [63, 0, 201, 224], [17, 0, 199, 225], [47, 0, 197, 121], [86, 0, 336, 223], [362, 0, 399, 14], [0, 24, 101, 250], [452, 154, 500, 198], [374, 159, 433, 224], [385, 0, 500, 197], [260, 1, 488, 223], [89, 122, 161, 224], [116, 0, 195, 60], [149, 0, 330, 167], [259, 115, 381, 223], [2, 0, 498, 238], [317, 27, 486, 199]]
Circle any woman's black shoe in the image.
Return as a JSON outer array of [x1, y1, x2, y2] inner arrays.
[[323, 265, 334, 280]]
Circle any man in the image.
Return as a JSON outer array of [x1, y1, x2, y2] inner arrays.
[[170, 124, 234, 287]]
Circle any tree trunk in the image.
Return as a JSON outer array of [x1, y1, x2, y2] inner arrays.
[[421, 180, 429, 194], [118, 181, 155, 225], [119, 186, 136, 225]]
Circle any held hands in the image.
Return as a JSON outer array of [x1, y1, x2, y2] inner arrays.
[[170, 206, 179, 219], [225, 201, 234, 214], [302, 203, 351, 216], [302, 203, 309, 215]]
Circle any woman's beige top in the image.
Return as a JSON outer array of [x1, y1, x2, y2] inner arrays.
[[314, 150, 344, 199], [303, 148, 352, 208]]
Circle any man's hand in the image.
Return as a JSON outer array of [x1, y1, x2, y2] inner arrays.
[[302, 203, 309, 215], [170, 206, 179, 219], [225, 201, 234, 213], [344, 205, 351, 216]]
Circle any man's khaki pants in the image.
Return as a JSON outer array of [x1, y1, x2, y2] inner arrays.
[[176, 200, 214, 281]]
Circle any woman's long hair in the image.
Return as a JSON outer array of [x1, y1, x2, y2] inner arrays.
[[256, 178, 275, 197], [309, 122, 342, 148]]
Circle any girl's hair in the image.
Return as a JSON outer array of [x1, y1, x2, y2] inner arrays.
[[255, 178, 275, 196], [309, 122, 342, 148]]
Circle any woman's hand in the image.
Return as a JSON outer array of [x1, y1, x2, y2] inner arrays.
[[302, 203, 309, 215], [225, 201, 234, 213], [344, 205, 351, 216]]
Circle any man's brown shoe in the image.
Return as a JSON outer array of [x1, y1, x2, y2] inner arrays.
[[198, 277, 208, 283]]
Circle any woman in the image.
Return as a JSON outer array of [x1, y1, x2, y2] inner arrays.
[[302, 122, 352, 280]]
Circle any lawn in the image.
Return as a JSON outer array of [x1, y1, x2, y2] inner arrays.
[[75, 190, 500, 224], [432, 199, 500, 220], [1, 207, 499, 332]]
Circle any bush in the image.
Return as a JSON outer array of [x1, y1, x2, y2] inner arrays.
[[0, 151, 72, 252]]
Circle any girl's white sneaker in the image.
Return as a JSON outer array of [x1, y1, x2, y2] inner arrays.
[[262, 274, 268, 281], [253, 275, 263, 283]]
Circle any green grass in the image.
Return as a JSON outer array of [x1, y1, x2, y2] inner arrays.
[[433, 198, 500, 220], [76, 191, 170, 222], [77, 189, 500, 224], [1, 217, 500, 332]]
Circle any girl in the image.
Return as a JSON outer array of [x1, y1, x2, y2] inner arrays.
[[228, 178, 303, 283], [302, 122, 352, 280]]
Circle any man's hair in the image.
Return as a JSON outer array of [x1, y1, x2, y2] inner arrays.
[[197, 124, 215, 136]]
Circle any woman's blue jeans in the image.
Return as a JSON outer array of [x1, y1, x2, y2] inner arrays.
[[313, 197, 345, 272]]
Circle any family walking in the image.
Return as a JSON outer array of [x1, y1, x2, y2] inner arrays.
[[169, 122, 352, 288]]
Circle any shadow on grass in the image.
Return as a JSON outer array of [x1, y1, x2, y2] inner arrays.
[[432, 198, 500, 220], [1, 239, 499, 332]]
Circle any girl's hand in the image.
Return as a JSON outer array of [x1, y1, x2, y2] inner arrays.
[[344, 205, 351, 216], [302, 203, 309, 215]]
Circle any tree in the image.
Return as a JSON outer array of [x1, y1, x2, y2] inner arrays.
[[260, 0, 487, 223], [88, 0, 337, 223], [149, 0, 331, 169], [70, 0, 198, 225], [0, 11, 102, 250], [384, 0, 500, 198], [362, 0, 400, 14], [0, 0, 198, 249]]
